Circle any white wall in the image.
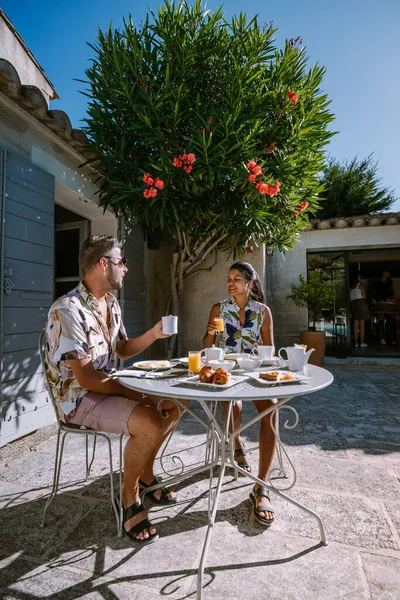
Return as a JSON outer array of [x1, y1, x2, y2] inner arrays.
[[0, 16, 56, 104]]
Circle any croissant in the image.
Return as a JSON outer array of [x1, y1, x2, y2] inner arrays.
[[199, 366, 215, 383], [212, 368, 231, 385]]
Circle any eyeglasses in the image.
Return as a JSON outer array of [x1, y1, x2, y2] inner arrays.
[[103, 256, 128, 268]]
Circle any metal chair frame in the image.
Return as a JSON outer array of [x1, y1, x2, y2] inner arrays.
[[39, 331, 124, 536]]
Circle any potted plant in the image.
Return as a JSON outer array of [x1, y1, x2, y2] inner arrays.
[[290, 270, 337, 365]]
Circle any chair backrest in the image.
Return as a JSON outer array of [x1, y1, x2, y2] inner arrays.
[[39, 330, 63, 428]]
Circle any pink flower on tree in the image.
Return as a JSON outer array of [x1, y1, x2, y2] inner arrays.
[[173, 153, 196, 173], [264, 142, 276, 154], [247, 160, 257, 171], [143, 173, 154, 186], [248, 174, 257, 183], [292, 201, 309, 216], [287, 91, 299, 105], [154, 178, 164, 190]]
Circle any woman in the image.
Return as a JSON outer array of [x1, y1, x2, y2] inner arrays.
[[350, 272, 370, 348], [203, 261, 276, 527]]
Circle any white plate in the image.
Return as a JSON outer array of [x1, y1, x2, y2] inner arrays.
[[132, 360, 171, 371], [260, 357, 281, 366], [180, 374, 248, 389], [246, 371, 311, 385], [224, 353, 239, 361]]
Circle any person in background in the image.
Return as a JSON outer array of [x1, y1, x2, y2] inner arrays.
[[349, 272, 370, 348], [203, 261, 276, 528], [372, 270, 395, 345]]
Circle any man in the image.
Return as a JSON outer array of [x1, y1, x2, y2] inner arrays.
[[372, 270, 395, 345], [45, 235, 181, 545]]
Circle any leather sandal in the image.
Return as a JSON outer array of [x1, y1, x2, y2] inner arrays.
[[139, 478, 178, 504], [116, 497, 159, 545], [234, 446, 252, 472], [249, 485, 275, 527]]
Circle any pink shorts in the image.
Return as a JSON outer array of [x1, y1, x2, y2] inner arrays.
[[66, 392, 140, 436]]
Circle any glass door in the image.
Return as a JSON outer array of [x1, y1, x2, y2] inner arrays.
[[307, 251, 350, 356]]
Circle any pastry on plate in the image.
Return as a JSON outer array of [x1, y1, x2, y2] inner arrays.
[[199, 365, 215, 383], [212, 368, 231, 385], [259, 371, 280, 381], [279, 373, 296, 381]]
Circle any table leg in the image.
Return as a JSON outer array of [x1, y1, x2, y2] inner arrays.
[[141, 398, 222, 501], [196, 399, 231, 599]]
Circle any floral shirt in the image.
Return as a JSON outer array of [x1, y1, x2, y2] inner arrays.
[[44, 281, 127, 418], [219, 297, 266, 353]]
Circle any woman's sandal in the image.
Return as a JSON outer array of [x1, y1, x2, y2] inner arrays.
[[249, 485, 275, 527], [234, 446, 252, 473], [116, 497, 159, 545], [139, 478, 178, 505]]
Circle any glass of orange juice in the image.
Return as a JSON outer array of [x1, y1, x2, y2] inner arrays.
[[214, 318, 224, 332], [188, 351, 202, 375]]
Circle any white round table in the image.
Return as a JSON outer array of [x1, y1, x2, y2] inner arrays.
[[119, 364, 333, 599]]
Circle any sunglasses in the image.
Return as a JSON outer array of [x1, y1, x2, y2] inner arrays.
[[103, 256, 128, 268]]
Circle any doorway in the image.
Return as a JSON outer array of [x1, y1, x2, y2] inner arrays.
[[348, 248, 400, 357], [307, 248, 400, 357], [54, 205, 90, 300]]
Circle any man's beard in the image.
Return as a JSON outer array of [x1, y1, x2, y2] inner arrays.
[[107, 273, 123, 290]]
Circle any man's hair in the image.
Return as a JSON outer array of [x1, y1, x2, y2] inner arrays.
[[79, 235, 123, 275]]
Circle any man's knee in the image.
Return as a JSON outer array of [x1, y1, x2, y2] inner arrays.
[[127, 405, 163, 441]]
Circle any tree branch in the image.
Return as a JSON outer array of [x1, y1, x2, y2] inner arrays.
[[184, 233, 228, 276], [184, 251, 219, 280]]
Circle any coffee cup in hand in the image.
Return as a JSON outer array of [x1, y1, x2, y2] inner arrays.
[[162, 315, 178, 335]]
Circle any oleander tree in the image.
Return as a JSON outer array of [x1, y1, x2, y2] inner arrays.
[[82, 0, 334, 355], [317, 155, 397, 219]]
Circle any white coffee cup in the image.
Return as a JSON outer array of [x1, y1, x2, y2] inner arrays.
[[162, 315, 178, 335], [254, 345, 274, 360]]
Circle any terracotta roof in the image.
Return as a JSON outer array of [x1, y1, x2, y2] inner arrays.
[[0, 57, 89, 153], [305, 212, 400, 231]]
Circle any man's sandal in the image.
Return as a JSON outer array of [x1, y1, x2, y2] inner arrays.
[[139, 478, 178, 505], [116, 497, 159, 545], [234, 446, 252, 473], [249, 485, 275, 527]]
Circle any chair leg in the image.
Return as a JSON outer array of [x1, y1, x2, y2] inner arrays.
[[86, 434, 97, 479], [117, 434, 124, 537], [42, 429, 67, 527], [103, 433, 121, 536]]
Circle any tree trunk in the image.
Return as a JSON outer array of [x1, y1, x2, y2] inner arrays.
[[166, 229, 227, 358]]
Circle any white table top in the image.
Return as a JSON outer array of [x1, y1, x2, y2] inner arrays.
[[118, 364, 333, 402]]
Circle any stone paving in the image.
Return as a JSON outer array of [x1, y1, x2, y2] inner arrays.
[[0, 364, 400, 599]]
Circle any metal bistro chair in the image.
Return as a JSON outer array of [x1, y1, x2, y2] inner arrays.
[[39, 331, 124, 536]]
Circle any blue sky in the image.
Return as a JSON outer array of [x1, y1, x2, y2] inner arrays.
[[3, 0, 400, 210]]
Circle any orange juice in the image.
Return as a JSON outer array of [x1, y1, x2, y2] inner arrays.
[[188, 351, 201, 373], [214, 318, 224, 332]]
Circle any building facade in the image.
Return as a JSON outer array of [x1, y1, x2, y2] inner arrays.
[[0, 11, 145, 446], [267, 213, 400, 357]]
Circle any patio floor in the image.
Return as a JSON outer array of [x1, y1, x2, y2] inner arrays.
[[1, 364, 400, 599]]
